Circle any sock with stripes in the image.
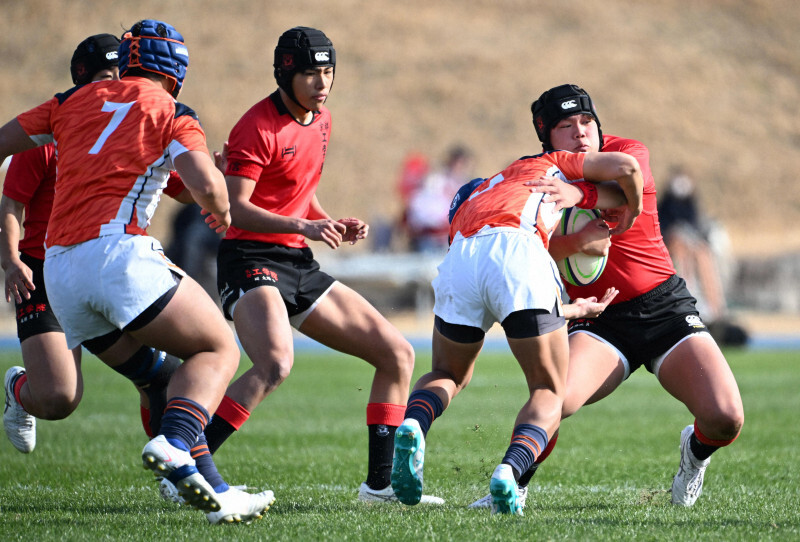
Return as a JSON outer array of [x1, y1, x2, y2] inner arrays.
[[159, 397, 210, 452], [191, 433, 229, 493], [518, 431, 558, 487], [404, 389, 444, 437], [501, 424, 549, 481], [204, 395, 251, 454]]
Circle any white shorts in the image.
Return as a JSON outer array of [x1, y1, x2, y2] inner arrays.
[[432, 229, 564, 332], [44, 234, 185, 349]]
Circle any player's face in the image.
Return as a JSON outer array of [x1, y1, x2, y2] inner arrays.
[[549, 114, 600, 153], [91, 67, 120, 82], [291, 66, 334, 112]]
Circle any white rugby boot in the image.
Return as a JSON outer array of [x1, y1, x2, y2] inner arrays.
[[468, 484, 527, 510], [358, 482, 444, 504], [671, 424, 711, 506], [4, 366, 36, 453], [142, 435, 221, 512], [206, 486, 275, 525]]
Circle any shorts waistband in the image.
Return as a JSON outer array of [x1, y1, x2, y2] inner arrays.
[[605, 274, 680, 314]]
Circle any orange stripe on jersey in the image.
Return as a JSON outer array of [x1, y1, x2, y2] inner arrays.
[[16, 78, 209, 248], [450, 151, 586, 248]]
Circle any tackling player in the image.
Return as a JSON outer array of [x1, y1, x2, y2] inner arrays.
[[0, 20, 273, 524], [390, 144, 643, 514], [1, 33, 186, 455], [469, 84, 744, 510], [207, 26, 442, 504]]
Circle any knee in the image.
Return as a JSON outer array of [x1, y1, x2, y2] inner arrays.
[[699, 403, 744, 441], [392, 339, 415, 378], [36, 391, 81, 420], [254, 355, 293, 389]]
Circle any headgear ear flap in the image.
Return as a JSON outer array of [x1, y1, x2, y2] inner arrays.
[[531, 84, 603, 151], [118, 19, 189, 98]]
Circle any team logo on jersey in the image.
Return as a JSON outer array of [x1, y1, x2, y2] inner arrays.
[[281, 145, 296, 158]]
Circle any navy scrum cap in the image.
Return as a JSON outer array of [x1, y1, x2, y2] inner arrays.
[[118, 19, 189, 98], [531, 84, 603, 151], [70, 33, 121, 85]]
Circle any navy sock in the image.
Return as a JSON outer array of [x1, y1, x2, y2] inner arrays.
[[192, 433, 229, 493], [404, 389, 444, 436], [111, 347, 181, 435], [159, 397, 210, 451], [502, 424, 549, 481]]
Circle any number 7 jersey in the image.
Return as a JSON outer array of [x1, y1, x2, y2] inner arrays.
[[16, 78, 208, 248]]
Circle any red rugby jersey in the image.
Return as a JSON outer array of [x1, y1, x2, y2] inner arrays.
[[563, 135, 676, 303], [224, 91, 332, 248], [16, 78, 209, 248], [450, 151, 586, 248], [3, 144, 56, 259]]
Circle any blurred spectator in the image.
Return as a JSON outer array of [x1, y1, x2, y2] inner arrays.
[[658, 166, 747, 344], [372, 152, 431, 252], [404, 145, 474, 253]]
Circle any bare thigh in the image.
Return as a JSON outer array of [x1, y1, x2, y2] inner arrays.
[[657, 334, 744, 440], [562, 331, 626, 418]]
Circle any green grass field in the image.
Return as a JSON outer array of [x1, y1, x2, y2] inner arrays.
[[1, 345, 798, 541]]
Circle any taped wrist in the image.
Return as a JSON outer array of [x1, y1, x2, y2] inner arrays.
[[574, 181, 598, 209]]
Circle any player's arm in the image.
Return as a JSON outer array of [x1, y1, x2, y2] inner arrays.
[[172, 150, 231, 233], [0, 119, 38, 168], [0, 195, 35, 303], [581, 152, 643, 233], [226, 176, 345, 249]]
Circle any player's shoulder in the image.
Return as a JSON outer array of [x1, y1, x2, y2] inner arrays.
[[602, 134, 648, 153]]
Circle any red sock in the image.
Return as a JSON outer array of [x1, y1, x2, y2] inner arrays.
[[214, 395, 251, 430], [13, 373, 27, 410], [694, 420, 739, 447], [140, 406, 154, 438], [366, 403, 406, 427], [536, 431, 559, 463]]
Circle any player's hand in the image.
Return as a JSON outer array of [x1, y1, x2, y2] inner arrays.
[[338, 217, 369, 245], [4, 261, 35, 304], [201, 207, 230, 234], [213, 141, 229, 174], [568, 287, 618, 319], [576, 218, 611, 256], [526, 176, 582, 210], [601, 205, 639, 235], [303, 219, 346, 249]]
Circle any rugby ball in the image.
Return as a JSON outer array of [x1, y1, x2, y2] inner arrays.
[[556, 207, 607, 286]]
